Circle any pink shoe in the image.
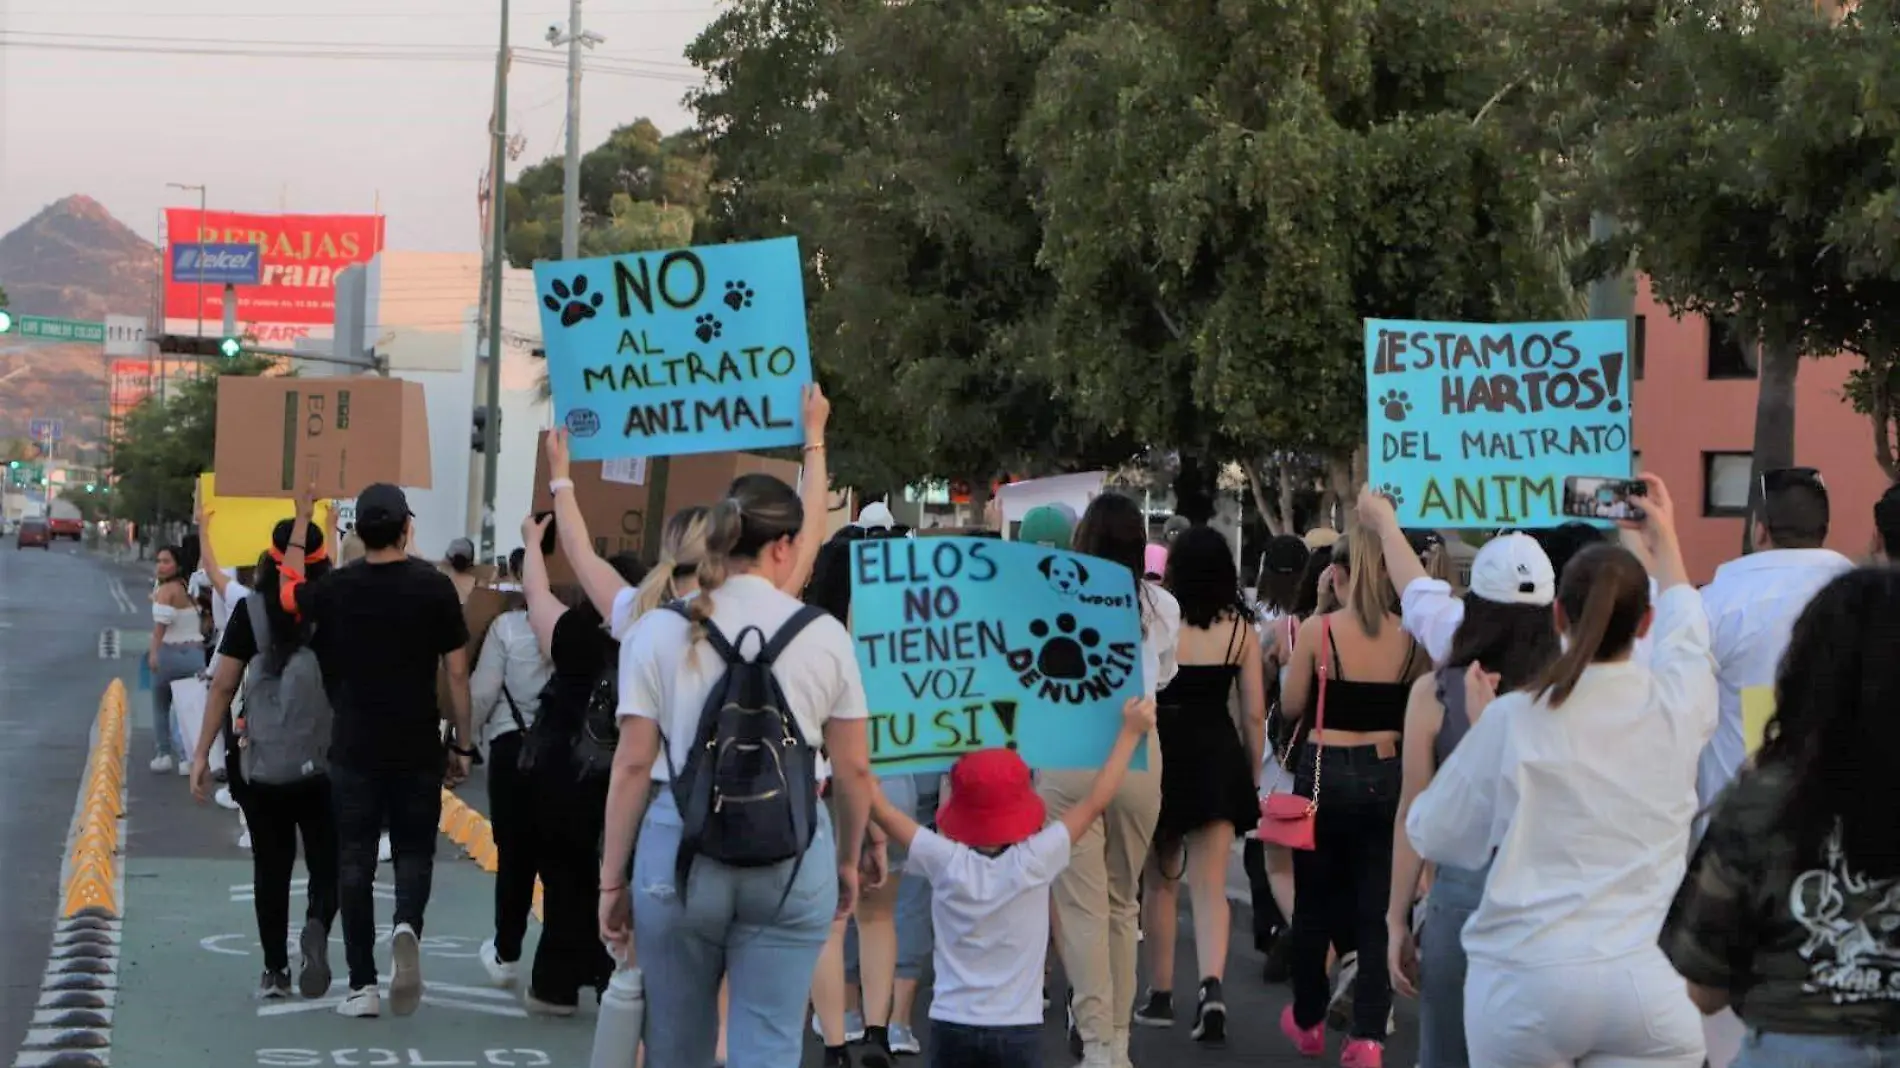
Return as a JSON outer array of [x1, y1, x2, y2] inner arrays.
[[1279, 1005, 1325, 1057], [1340, 1039, 1384, 1068]]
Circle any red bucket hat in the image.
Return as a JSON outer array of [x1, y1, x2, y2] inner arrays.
[[937, 749, 1046, 850]]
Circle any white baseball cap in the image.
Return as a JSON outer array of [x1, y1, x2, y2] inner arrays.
[[856, 501, 895, 531], [1468, 533, 1556, 607]]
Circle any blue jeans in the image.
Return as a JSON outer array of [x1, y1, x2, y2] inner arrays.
[[1736, 1032, 1900, 1068], [150, 643, 203, 759], [1418, 862, 1487, 1068], [929, 1021, 1040, 1068], [847, 775, 937, 985], [634, 790, 837, 1068]]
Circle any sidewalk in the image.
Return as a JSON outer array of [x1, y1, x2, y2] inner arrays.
[[109, 729, 1418, 1067]]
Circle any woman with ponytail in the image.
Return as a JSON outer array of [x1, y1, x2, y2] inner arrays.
[[597, 471, 876, 1068], [1407, 474, 1714, 1068]]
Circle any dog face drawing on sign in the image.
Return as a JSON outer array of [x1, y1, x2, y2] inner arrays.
[[1038, 555, 1089, 597]]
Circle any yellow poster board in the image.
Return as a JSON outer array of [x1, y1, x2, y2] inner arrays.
[[197, 473, 332, 570], [1741, 685, 1775, 756]]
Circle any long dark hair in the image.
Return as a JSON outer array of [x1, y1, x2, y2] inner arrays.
[[1759, 568, 1900, 877], [1445, 595, 1561, 693], [1291, 546, 1334, 619], [1166, 526, 1255, 630], [156, 543, 191, 587], [806, 525, 901, 624], [1074, 493, 1153, 631], [1532, 544, 1650, 707], [254, 520, 331, 674]]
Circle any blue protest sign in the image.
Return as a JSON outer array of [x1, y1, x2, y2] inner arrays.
[[533, 236, 812, 460], [1366, 319, 1632, 528], [850, 537, 1147, 775]]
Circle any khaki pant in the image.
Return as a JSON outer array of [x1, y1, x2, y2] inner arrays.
[[1038, 737, 1163, 1051]]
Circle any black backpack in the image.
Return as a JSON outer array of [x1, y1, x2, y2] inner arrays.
[[662, 603, 826, 898]]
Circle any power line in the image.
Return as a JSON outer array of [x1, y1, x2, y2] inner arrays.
[[0, 36, 703, 81]]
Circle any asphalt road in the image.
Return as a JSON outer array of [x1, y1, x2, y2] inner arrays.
[[7, 546, 1420, 1068], [0, 539, 147, 1063]]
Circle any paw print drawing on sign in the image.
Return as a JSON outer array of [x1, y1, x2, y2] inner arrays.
[[543, 275, 604, 328], [723, 280, 756, 311], [1378, 483, 1406, 509], [1378, 390, 1414, 423], [1027, 614, 1103, 682], [694, 315, 724, 344]]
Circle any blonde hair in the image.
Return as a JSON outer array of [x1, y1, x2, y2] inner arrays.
[[1333, 524, 1400, 637], [338, 532, 367, 567], [683, 474, 804, 651], [631, 506, 711, 620]]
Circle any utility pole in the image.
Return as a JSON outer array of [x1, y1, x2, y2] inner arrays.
[[166, 183, 208, 339], [547, 1, 603, 260], [480, 0, 512, 561]]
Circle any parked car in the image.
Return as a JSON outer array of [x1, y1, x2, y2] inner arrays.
[[17, 519, 51, 549]]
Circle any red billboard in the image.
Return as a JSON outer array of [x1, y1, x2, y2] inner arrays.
[[164, 209, 385, 328]]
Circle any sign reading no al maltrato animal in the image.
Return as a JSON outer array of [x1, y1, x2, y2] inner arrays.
[[1365, 319, 1632, 528], [850, 537, 1147, 775], [533, 236, 812, 461]]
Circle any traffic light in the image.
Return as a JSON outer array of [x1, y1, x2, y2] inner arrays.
[[471, 407, 499, 452], [155, 333, 246, 359], [0, 310, 13, 334]]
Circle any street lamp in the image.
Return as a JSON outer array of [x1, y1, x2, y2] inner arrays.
[[165, 182, 209, 340]]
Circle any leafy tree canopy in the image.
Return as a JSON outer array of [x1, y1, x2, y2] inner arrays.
[[110, 357, 274, 525], [503, 119, 712, 267]]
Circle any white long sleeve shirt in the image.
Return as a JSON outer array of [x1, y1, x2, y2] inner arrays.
[[1405, 585, 1717, 968], [1400, 575, 1657, 667], [469, 609, 552, 750]]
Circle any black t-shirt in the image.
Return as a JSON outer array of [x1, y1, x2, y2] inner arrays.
[[294, 558, 469, 773], [217, 597, 262, 663]]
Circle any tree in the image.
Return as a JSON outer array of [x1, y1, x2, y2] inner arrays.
[[109, 357, 274, 526], [1013, 0, 1575, 525], [503, 120, 712, 267], [0, 282, 9, 307], [1587, 0, 1900, 545]]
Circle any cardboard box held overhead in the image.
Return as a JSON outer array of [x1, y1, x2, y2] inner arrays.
[[213, 376, 432, 500], [530, 430, 800, 585], [196, 472, 334, 570]]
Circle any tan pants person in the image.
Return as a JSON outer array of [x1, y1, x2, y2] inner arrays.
[[1040, 737, 1163, 1068]]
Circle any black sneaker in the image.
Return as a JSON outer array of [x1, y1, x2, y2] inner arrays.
[[1133, 989, 1175, 1028], [256, 968, 291, 1000], [1192, 978, 1227, 1045], [1066, 991, 1083, 1060], [1262, 935, 1293, 984], [297, 918, 331, 998]]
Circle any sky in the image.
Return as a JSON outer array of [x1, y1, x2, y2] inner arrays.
[[0, 0, 721, 252]]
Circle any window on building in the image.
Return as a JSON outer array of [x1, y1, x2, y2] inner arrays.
[[1704, 451, 1754, 517], [1707, 318, 1757, 380], [1632, 315, 1647, 381]]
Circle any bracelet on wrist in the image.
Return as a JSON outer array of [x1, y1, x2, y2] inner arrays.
[[802, 443, 825, 453], [549, 478, 575, 495]]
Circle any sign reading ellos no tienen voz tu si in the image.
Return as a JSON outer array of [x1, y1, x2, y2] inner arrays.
[[533, 236, 814, 461]]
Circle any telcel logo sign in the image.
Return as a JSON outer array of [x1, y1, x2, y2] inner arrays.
[[170, 243, 263, 286]]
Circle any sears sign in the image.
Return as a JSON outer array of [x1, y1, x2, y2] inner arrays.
[[170, 243, 263, 286]]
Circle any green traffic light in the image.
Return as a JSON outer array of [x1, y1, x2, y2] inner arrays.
[[85, 483, 96, 492], [219, 336, 243, 359], [0, 310, 13, 334]]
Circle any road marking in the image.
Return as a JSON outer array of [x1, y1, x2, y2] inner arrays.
[[106, 579, 136, 615], [257, 981, 526, 1019]]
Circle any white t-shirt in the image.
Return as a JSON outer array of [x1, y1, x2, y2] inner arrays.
[[617, 574, 868, 781], [1140, 580, 1183, 697], [907, 823, 1072, 1027]]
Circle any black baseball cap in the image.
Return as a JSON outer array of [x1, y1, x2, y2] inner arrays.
[[355, 483, 413, 529]]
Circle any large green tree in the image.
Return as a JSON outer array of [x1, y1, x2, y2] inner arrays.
[[110, 358, 273, 525], [1013, 0, 1576, 526], [503, 119, 712, 267], [1589, 0, 1900, 541]]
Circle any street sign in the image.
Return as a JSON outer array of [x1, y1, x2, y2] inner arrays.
[[170, 242, 263, 286], [15, 315, 106, 343], [28, 418, 61, 443], [104, 314, 149, 356]]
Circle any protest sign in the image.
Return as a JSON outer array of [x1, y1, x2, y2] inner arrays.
[[1366, 319, 1632, 527], [534, 236, 812, 461], [850, 537, 1146, 774]]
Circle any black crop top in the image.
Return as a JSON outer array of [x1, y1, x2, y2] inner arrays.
[[1311, 621, 1417, 734]]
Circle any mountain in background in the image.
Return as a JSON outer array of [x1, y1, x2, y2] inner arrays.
[[0, 195, 158, 460]]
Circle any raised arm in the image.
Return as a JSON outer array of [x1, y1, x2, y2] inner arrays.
[[518, 514, 565, 658], [1059, 697, 1158, 843], [1626, 474, 1717, 738], [544, 428, 636, 621], [780, 383, 830, 596]]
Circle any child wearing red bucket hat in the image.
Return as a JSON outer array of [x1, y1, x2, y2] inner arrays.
[[867, 696, 1157, 1068]]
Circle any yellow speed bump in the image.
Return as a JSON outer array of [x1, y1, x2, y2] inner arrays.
[[61, 681, 130, 920]]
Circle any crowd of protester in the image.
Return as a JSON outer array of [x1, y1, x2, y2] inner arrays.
[[140, 409, 1900, 1068]]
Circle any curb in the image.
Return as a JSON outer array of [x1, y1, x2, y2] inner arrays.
[[440, 790, 544, 923], [15, 681, 130, 1068]]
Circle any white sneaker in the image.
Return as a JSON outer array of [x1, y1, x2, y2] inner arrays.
[[238, 830, 252, 851], [389, 923, 423, 1016], [378, 834, 393, 863], [479, 938, 518, 989], [888, 1023, 922, 1055], [149, 755, 174, 774], [336, 985, 380, 1018], [214, 786, 239, 810], [176, 757, 192, 777]]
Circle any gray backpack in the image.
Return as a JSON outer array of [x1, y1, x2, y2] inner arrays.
[[238, 593, 332, 785]]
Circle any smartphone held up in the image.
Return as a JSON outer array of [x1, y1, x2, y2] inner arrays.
[[1562, 476, 1647, 522]]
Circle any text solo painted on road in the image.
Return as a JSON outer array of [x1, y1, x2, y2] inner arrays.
[[1365, 318, 1633, 528], [850, 537, 1147, 775], [534, 236, 813, 461]]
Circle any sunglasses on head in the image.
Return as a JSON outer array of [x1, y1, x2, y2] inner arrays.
[[1760, 466, 1824, 498]]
